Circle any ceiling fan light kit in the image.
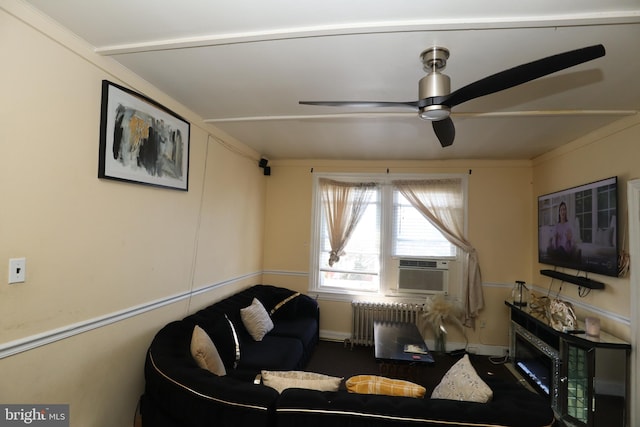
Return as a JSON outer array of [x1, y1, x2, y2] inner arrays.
[[419, 105, 451, 121], [300, 44, 606, 148]]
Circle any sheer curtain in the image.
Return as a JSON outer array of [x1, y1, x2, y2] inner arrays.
[[319, 178, 376, 266], [393, 178, 483, 327]]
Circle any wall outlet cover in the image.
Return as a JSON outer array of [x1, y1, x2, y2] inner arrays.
[[9, 258, 26, 284]]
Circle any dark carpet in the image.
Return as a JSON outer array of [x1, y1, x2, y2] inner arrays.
[[305, 340, 517, 393]]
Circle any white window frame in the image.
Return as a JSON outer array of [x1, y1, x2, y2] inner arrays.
[[309, 172, 467, 301]]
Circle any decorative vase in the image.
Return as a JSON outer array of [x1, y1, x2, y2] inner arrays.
[[511, 280, 529, 308], [434, 332, 446, 354]]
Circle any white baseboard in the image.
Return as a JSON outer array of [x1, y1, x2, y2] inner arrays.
[[319, 329, 351, 343]]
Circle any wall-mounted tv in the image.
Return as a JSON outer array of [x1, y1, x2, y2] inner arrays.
[[538, 176, 618, 277]]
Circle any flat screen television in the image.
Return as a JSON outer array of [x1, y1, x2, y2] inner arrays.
[[538, 176, 618, 277]]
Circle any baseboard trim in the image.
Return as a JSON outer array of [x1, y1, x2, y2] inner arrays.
[[320, 330, 351, 343]]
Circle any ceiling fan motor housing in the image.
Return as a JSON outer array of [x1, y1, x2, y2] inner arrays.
[[419, 72, 451, 120], [418, 46, 452, 121]]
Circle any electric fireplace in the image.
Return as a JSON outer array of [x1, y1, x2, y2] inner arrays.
[[512, 323, 560, 409]]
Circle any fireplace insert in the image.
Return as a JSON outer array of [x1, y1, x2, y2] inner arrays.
[[515, 333, 552, 396], [511, 323, 561, 410]]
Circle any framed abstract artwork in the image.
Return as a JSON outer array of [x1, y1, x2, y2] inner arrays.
[[99, 80, 190, 191]]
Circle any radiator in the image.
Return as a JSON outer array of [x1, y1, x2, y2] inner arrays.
[[349, 301, 423, 347]]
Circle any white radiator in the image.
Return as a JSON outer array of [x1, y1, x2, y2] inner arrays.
[[349, 301, 423, 347]]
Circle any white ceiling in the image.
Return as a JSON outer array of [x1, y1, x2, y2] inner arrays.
[[22, 0, 640, 160]]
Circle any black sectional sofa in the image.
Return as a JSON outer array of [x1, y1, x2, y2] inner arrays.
[[141, 284, 320, 427], [141, 284, 555, 427], [276, 377, 555, 427]]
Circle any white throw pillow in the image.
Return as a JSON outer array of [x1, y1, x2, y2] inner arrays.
[[240, 298, 274, 341], [431, 354, 492, 403], [261, 370, 342, 394], [190, 325, 226, 376]]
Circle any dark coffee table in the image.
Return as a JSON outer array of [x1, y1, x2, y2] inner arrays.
[[373, 321, 434, 379]]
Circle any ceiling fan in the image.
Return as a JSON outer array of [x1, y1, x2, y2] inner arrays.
[[300, 44, 605, 148]]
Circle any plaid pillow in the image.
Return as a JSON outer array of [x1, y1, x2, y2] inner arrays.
[[346, 375, 426, 398]]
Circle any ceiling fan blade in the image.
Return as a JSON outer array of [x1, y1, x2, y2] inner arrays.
[[440, 44, 605, 108], [300, 100, 418, 109], [432, 118, 455, 147]]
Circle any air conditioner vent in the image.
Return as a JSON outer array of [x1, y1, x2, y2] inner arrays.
[[399, 259, 448, 270], [397, 259, 449, 294]]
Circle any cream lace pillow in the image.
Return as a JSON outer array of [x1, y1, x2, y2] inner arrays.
[[431, 354, 492, 403], [261, 370, 342, 394], [240, 298, 274, 341], [190, 325, 226, 376]]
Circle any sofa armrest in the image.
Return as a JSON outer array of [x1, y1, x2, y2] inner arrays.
[[292, 294, 319, 318]]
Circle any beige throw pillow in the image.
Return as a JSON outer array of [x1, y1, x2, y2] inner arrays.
[[190, 325, 226, 376], [261, 370, 342, 394], [240, 298, 274, 341], [431, 354, 492, 403]]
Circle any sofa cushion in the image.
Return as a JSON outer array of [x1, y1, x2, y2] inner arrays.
[[261, 370, 342, 394], [190, 325, 226, 376], [239, 335, 304, 372], [241, 298, 274, 341], [270, 317, 318, 350], [346, 375, 426, 398], [431, 354, 493, 403]]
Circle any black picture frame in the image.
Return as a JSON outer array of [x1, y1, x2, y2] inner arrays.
[[99, 80, 190, 191]]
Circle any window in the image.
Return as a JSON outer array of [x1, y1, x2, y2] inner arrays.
[[310, 173, 464, 296], [393, 190, 457, 258], [318, 189, 380, 292]]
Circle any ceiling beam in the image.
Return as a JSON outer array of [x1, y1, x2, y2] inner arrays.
[[204, 110, 638, 123], [96, 12, 640, 55]]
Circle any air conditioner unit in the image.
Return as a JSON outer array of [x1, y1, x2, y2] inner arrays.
[[397, 259, 449, 294]]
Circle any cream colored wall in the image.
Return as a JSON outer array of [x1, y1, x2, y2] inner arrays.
[[3, 2, 636, 424], [0, 3, 266, 426], [532, 114, 640, 341], [263, 160, 533, 352]]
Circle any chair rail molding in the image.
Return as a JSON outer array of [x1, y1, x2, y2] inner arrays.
[[0, 272, 260, 359]]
